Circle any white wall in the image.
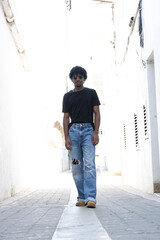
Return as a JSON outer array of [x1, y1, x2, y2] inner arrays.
[[0, 5, 27, 200], [143, 0, 160, 191], [143, 0, 160, 167], [113, 0, 160, 193], [0, 1, 69, 201]]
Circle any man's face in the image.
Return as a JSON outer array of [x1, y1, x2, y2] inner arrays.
[[72, 74, 85, 88]]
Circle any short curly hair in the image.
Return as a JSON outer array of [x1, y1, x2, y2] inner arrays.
[[69, 66, 87, 80]]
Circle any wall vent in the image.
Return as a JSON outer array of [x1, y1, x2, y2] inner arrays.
[[143, 105, 149, 139], [123, 124, 127, 149], [134, 114, 139, 149]]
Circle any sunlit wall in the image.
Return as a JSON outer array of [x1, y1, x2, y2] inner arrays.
[[114, 0, 160, 193], [0, 0, 70, 201], [13, 0, 70, 187]]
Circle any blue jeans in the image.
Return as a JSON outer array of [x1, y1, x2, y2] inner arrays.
[[69, 123, 96, 204]]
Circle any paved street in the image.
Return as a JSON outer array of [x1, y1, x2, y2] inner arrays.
[[0, 170, 160, 240], [0, 174, 71, 240], [95, 171, 160, 240]]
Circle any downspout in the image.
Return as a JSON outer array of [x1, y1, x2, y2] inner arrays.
[[92, 0, 116, 67], [111, 2, 116, 66], [0, 0, 29, 71]]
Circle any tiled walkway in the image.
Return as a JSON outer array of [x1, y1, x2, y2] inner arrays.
[[0, 170, 160, 240]]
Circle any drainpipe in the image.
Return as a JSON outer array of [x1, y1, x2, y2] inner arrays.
[[92, 0, 116, 67], [111, 2, 116, 66], [0, 0, 29, 71]]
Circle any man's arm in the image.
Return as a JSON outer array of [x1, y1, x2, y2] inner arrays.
[[63, 113, 72, 150], [92, 105, 100, 145]]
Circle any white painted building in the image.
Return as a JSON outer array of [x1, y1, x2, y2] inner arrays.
[[109, 0, 160, 193], [0, 2, 29, 201], [0, 1, 68, 201]]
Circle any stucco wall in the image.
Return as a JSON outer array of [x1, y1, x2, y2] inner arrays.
[[0, 1, 69, 201], [0, 5, 26, 200], [114, 0, 160, 193], [142, 0, 160, 161]]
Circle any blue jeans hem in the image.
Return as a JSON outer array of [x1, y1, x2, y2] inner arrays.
[[78, 198, 85, 202], [85, 197, 96, 204]]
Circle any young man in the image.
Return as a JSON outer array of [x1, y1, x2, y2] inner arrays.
[[62, 66, 100, 208]]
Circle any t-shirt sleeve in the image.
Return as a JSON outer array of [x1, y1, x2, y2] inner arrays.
[[62, 94, 70, 113], [92, 90, 100, 107]]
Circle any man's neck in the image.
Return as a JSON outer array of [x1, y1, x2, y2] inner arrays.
[[73, 86, 84, 92]]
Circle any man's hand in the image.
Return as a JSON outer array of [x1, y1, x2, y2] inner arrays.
[[63, 113, 71, 150], [92, 131, 99, 145], [65, 137, 72, 150], [92, 105, 100, 145]]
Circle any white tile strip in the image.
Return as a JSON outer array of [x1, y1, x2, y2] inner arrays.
[[52, 186, 111, 240]]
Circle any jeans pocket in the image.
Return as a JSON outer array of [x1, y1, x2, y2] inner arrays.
[[69, 127, 74, 132], [87, 127, 94, 132]]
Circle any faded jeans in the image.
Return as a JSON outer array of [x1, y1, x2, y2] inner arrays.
[[69, 123, 96, 203]]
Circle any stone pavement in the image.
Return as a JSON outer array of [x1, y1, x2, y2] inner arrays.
[[95, 170, 160, 240], [0, 169, 160, 240], [0, 174, 71, 240]]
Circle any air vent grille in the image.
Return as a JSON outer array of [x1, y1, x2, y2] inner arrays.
[[123, 124, 127, 149], [143, 105, 148, 139], [134, 114, 139, 148]]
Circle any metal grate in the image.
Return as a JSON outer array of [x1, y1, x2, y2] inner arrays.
[[143, 105, 149, 139], [134, 114, 139, 148], [123, 124, 127, 149]]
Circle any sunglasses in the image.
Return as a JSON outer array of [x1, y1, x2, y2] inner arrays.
[[72, 75, 83, 80]]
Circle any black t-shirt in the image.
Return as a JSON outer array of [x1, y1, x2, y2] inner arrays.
[[62, 87, 100, 125]]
